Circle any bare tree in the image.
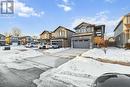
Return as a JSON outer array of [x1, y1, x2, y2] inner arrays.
[[11, 27, 21, 37]]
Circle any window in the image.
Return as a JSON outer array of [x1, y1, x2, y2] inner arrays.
[[128, 16, 130, 24], [79, 40, 83, 42], [84, 39, 89, 41], [59, 31, 62, 36], [119, 37, 120, 41]]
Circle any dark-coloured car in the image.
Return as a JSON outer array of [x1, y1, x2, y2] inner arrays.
[[92, 73, 130, 87]]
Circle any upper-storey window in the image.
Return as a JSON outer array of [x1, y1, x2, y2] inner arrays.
[[76, 27, 93, 33], [59, 31, 62, 36], [128, 16, 130, 24]]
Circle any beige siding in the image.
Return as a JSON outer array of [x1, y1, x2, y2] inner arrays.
[[40, 32, 50, 40]]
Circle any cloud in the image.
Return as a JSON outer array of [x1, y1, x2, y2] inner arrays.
[[57, 4, 72, 12], [14, 0, 44, 17], [57, 0, 72, 12], [105, 0, 115, 3], [71, 11, 121, 35]]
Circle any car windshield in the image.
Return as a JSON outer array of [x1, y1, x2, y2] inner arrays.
[[95, 74, 130, 87]]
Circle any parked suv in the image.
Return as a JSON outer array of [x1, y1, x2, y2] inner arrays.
[[38, 43, 46, 49], [92, 73, 130, 87], [51, 43, 59, 49]]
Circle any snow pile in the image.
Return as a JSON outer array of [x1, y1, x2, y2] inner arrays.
[[44, 48, 70, 54], [82, 48, 130, 62], [0, 46, 43, 63], [34, 56, 130, 87]]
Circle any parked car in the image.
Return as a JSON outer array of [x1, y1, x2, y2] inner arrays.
[[51, 43, 59, 49], [45, 44, 52, 49], [3, 45, 11, 50], [38, 43, 46, 49], [25, 43, 37, 48], [92, 73, 130, 87]]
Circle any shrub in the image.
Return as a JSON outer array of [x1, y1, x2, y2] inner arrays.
[[125, 43, 130, 49]]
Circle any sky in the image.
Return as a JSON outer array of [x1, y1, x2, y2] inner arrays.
[[0, 0, 130, 36]]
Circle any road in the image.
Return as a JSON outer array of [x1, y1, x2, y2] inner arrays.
[[0, 48, 88, 87]]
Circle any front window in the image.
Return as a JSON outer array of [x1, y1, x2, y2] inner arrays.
[[128, 16, 130, 24]]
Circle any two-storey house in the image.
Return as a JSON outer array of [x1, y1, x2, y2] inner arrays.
[[51, 26, 75, 47], [40, 30, 51, 44], [0, 34, 5, 46], [114, 13, 130, 47], [19, 36, 33, 45], [71, 22, 105, 48]]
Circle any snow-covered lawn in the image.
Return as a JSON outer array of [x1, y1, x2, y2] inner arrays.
[[43, 48, 70, 54], [82, 47, 130, 63], [0, 46, 43, 63], [34, 56, 130, 87]]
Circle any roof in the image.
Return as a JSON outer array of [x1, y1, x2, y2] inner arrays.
[[125, 13, 130, 16], [114, 13, 130, 31], [114, 20, 123, 31], [40, 30, 50, 35], [19, 36, 32, 39], [0, 34, 5, 37], [53, 26, 75, 33], [74, 22, 95, 30]]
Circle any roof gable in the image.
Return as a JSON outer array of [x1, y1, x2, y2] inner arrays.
[[40, 30, 50, 35], [53, 26, 75, 33], [74, 22, 95, 30]]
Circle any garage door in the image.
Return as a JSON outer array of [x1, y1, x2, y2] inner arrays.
[[73, 39, 90, 48]]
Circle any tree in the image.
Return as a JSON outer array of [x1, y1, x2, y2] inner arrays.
[[11, 27, 21, 37], [94, 36, 108, 54]]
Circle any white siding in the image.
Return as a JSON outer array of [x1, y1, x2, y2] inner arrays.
[[114, 22, 123, 37]]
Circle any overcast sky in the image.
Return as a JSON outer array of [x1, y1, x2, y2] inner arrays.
[[0, 0, 130, 36]]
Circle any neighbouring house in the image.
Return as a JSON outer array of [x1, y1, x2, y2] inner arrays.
[[0, 34, 5, 46], [19, 36, 33, 45], [51, 26, 75, 48], [11, 36, 20, 45], [40, 30, 51, 44], [5, 36, 20, 45], [71, 22, 105, 48], [114, 13, 130, 47]]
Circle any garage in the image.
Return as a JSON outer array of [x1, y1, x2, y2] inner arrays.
[[73, 39, 90, 48]]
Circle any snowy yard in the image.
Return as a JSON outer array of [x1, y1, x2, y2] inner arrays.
[[82, 47, 130, 63], [43, 48, 70, 54], [0, 46, 43, 63], [34, 56, 130, 87], [34, 47, 130, 87]]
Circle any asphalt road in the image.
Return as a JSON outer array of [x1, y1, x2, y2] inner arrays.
[[0, 65, 44, 87]]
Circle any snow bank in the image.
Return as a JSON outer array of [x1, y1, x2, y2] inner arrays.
[[34, 56, 130, 87], [82, 48, 130, 62], [0, 46, 43, 63], [44, 48, 70, 54]]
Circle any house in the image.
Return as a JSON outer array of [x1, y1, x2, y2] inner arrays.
[[51, 26, 75, 48], [114, 13, 130, 47], [71, 22, 105, 48], [19, 36, 33, 45], [0, 34, 5, 46], [11, 36, 20, 45], [40, 30, 51, 44], [5, 36, 20, 45]]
